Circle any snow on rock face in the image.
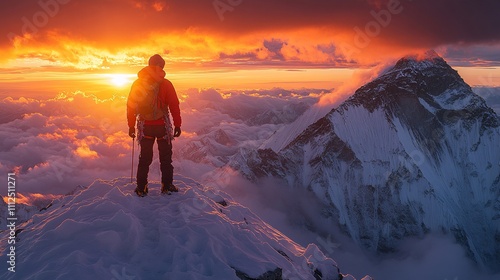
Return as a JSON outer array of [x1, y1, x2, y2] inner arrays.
[[228, 52, 500, 272], [0, 177, 351, 280], [261, 104, 335, 153]]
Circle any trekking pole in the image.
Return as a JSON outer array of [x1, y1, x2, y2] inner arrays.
[[131, 137, 135, 183]]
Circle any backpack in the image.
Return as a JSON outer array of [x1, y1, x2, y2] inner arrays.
[[133, 78, 166, 121]]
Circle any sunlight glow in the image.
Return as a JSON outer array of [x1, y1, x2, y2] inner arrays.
[[109, 74, 131, 87]]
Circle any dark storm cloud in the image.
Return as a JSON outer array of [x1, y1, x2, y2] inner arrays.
[[1, 0, 499, 48]]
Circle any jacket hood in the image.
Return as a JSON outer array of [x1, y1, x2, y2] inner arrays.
[[138, 66, 166, 82]]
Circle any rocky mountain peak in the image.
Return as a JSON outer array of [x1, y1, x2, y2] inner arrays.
[[343, 50, 495, 124], [392, 49, 448, 72]]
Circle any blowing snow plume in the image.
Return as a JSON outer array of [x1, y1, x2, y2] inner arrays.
[[260, 61, 395, 153], [318, 60, 395, 107]]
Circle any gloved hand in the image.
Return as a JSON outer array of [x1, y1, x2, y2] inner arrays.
[[128, 127, 136, 138], [173, 127, 181, 137]]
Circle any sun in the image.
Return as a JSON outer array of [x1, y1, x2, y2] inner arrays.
[[109, 74, 132, 87]]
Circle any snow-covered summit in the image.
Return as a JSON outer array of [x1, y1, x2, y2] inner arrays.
[[0, 177, 362, 280], [394, 49, 445, 71], [346, 50, 495, 114]]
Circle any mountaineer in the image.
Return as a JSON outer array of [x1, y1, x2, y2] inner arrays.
[[127, 54, 182, 196]]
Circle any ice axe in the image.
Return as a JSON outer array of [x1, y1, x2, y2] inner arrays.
[[131, 137, 135, 183]]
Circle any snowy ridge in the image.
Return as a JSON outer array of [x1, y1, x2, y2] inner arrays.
[[0, 177, 361, 280]]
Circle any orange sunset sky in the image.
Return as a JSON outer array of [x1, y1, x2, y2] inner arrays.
[[1, 0, 499, 99]]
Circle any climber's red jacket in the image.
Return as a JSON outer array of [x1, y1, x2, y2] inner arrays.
[[127, 66, 181, 128]]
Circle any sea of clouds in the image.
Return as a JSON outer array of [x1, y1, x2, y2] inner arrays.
[[0, 88, 322, 199]]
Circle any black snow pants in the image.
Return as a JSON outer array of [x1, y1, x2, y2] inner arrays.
[[136, 125, 173, 189]]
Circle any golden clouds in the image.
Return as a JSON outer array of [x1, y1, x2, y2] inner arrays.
[[3, 22, 420, 78], [74, 141, 99, 159]]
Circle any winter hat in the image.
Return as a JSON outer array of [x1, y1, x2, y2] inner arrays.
[[148, 54, 165, 69]]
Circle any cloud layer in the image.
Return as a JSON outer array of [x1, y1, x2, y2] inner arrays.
[[0, 88, 319, 196], [0, 93, 131, 195]]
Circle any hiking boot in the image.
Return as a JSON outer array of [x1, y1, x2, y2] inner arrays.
[[161, 183, 179, 194], [134, 185, 148, 197]]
